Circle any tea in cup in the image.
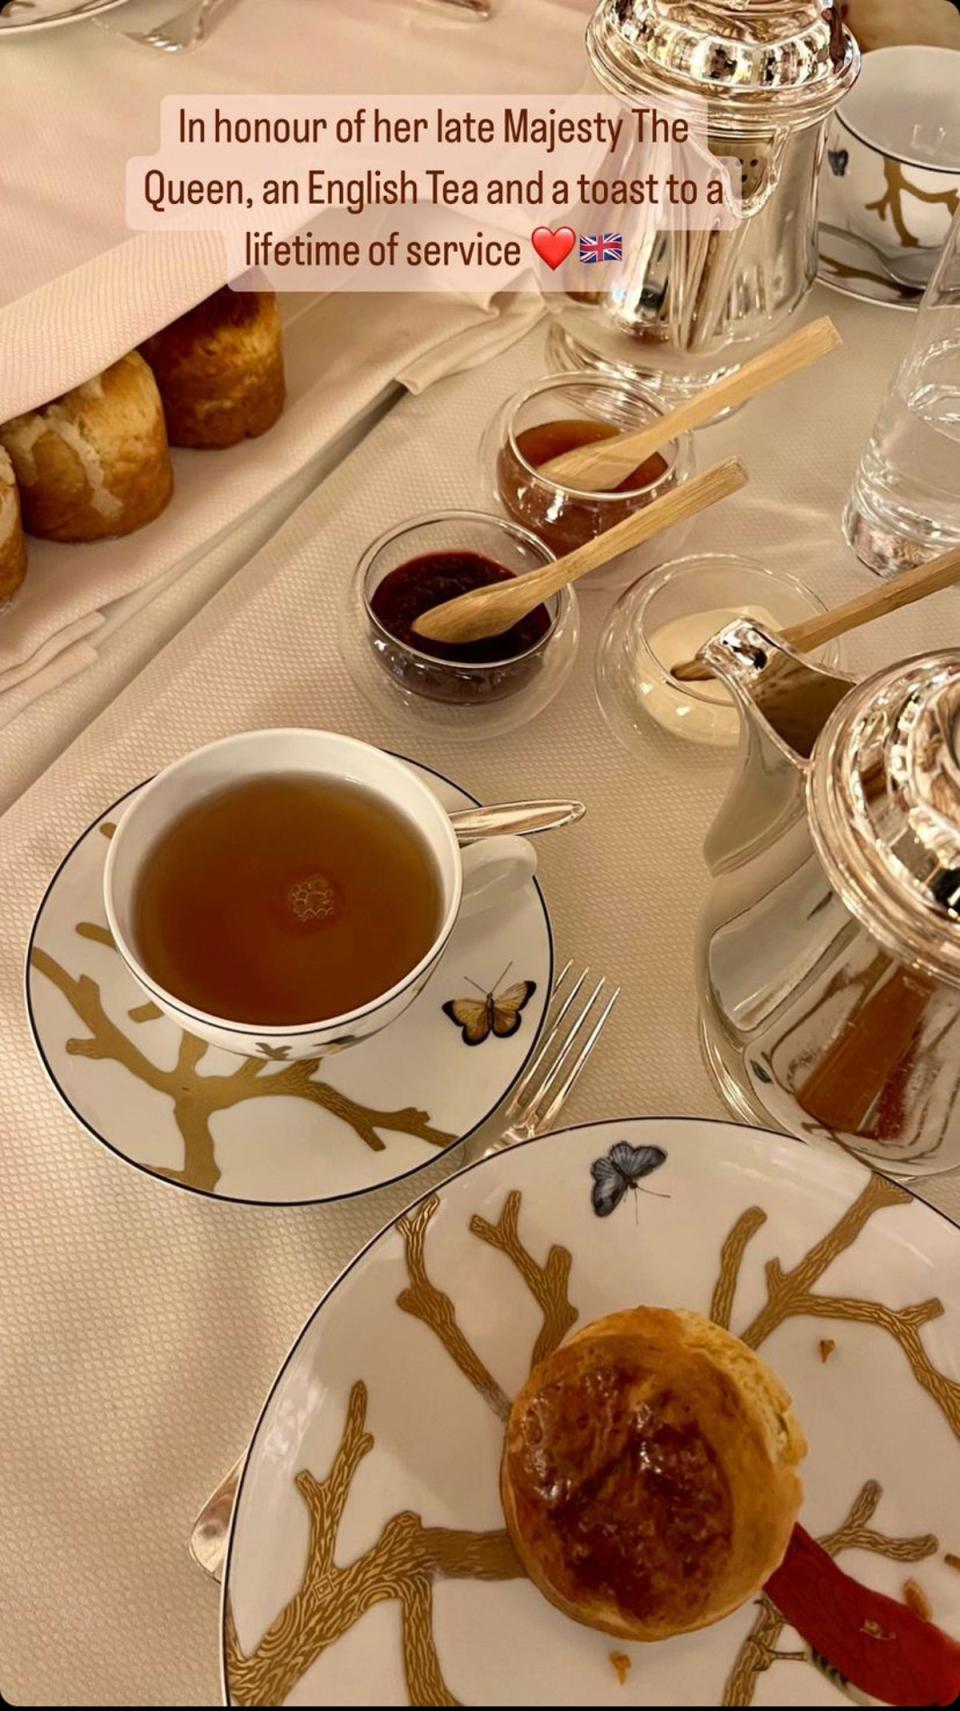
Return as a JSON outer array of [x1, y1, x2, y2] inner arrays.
[[104, 730, 535, 1058]]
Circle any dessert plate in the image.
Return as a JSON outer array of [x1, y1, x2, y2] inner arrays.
[[0, 0, 129, 34], [26, 756, 552, 1205], [222, 1117, 960, 1707]]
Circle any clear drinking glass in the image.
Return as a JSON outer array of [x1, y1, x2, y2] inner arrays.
[[843, 204, 960, 576]]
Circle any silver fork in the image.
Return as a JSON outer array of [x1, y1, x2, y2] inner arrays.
[[97, 0, 226, 52], [481, 960, 620, 1151], [187, 961, 618, 1582], [99, 0, 480, 52]]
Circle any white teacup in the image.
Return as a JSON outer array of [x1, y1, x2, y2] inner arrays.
[[828, 46, 960, 259], [103, 730, 536, 1060]]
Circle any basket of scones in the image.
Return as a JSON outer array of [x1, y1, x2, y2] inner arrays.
[[0, 286, 286, 609]]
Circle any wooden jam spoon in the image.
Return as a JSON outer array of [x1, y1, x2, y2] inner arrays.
[[412, 457, 748, 648]]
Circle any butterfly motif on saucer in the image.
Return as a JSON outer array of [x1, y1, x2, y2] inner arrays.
[[590, 1140, 668, 1217], [442, 963, 536, 1047]]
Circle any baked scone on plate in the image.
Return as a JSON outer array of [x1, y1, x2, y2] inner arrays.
[[0, 353, 173, 543], [0, 447, 27, 603], [501, 1304, 806, 1642], [140, 288, 286, 449]]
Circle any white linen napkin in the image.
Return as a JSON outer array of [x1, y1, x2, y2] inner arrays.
[[0, 0, 590, 420], [0, 288, 542, 724], [0, 0, 589, 722]]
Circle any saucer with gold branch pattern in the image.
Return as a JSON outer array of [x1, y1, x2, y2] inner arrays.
[[25, 755, 552, 1206], [817, 154, 922, 310]]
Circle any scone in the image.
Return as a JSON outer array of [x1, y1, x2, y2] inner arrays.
[[140, 288, 285, 449], [0, 354, 173, 543], [0, 447, 27, 603], [501, 1306, 806, 1642]]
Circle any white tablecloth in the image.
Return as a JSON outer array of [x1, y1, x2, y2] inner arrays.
[[1, 279, 956, 1706]]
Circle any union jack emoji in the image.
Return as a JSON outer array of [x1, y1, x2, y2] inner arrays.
[[578, 231, 623, 263]]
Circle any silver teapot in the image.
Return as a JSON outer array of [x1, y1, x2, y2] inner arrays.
[[696, 624, 960, 1177], [553, 1, 860, 402]]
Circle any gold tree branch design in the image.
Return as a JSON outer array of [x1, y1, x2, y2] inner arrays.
[[722, 1480, 938, 1706], [396, 1189, 580, 1419], [32, 936, 454, 1193], [227, 1174, 957, 1706], [865, 160, 959, 248], [397, 1194, 512, 1421], [227, 1190, 570, 1706], [399, 1580, 455, 1709], [224, 1381, 524, 1707], [710, 1173, 960, 1438], [710, 1206, 767, 1330], [470, 1189, 578, 1369]]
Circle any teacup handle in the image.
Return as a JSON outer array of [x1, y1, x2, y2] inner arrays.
[[459, 836, 537, 919]]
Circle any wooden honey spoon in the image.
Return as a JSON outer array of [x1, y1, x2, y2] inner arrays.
[[412, 457, 748, 647], [672, 544, 960, 683], [537, 316, 841, 493]]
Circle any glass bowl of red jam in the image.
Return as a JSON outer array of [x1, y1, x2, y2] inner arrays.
[[341, 510, 579, 737], [483, 372, 696, 591]]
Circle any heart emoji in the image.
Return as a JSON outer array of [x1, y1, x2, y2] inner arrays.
[[531, 226, 576, 270]]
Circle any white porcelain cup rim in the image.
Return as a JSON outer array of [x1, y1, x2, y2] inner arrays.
[[836, 45, 960, 175], [102, 730, 535, 1043]]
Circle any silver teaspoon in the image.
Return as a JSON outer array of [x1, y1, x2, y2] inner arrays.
[[449, 800, 585, 841]]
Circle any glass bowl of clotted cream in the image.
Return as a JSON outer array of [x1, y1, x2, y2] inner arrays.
[[595, 552, 845, 751]]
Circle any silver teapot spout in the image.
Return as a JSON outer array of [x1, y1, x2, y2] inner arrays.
[[701, 621, 855, 875], [701, 620, 854, 760]]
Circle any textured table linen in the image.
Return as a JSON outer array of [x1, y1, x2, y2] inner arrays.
[[2, 281, 957, 1706]]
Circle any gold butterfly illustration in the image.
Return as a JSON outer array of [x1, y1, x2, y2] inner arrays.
[[442, 963, 537, 1046]]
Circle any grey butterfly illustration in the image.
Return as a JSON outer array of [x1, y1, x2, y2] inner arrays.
[[827, 147, 849, 178], [590, 1141, 668, 1218]]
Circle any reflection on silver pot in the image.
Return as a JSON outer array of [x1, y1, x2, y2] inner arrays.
[[696, 627, 960, 1178], [552, 1, 860, 404]]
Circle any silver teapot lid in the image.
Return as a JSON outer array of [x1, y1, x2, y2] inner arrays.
[[587, 1, 859, 131], [809, 654, 960, 987]]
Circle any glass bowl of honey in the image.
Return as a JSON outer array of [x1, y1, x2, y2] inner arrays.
[[484, 372, 696, 590], [340, 509, 580, 738]]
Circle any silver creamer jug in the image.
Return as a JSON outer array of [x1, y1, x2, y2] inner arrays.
[[553, 1, 860, 402], [696, 624, 960, 1176]]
